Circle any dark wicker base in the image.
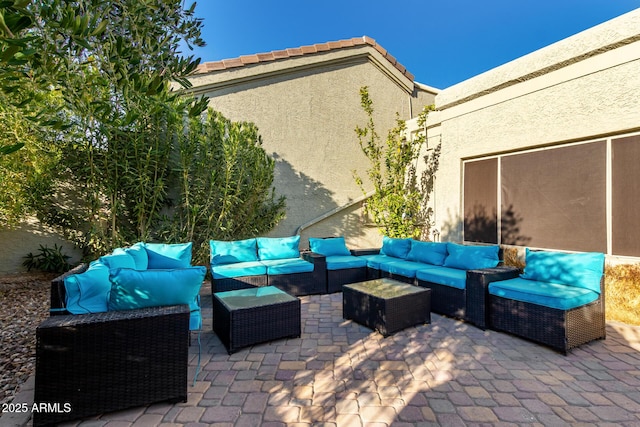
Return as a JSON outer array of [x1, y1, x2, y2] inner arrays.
[[343, 279, 431, 337], [366, 267, 381, 280], [489, 295, 606, 354], [269, 271, 325, 296], [417, 280, 466, 319], [34, 305, 190, 426], [327, 267, 367, 293], [379, 270, 415, 284], [213, 291, 301, 354], [213, 275, 268, 293]]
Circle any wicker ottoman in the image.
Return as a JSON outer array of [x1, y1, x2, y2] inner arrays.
[[213, 286, 301, 354], [343, 278, 431, 337]]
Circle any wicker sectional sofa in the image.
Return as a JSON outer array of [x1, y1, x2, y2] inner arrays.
[[35, 242, 205, 426], [353, 237, 520, 324], [487, 249, 606, 354], [209, 236, 326, 296]]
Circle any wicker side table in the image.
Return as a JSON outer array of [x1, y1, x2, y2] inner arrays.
[[343, 278, 431, 337], [213, 286, 301, 354]]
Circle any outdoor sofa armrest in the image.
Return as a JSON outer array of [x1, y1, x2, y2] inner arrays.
[[350, 248, 380, 256], [50, 263, 88, 315], [465, 266, 521, 330], [301, 250, 326, 265], [34, 304, 190, 426]]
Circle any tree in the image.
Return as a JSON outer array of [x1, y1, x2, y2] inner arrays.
[[0, 1, 207, 251], [166, 109, 286, 264], [354, 86, 440, 239], [1, 1, 286, 262]]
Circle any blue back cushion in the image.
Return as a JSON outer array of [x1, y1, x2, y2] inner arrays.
[[144, 242, 192, 269], [100, 253, 136, 270], [108, 266, 206, 329], [443, 243, 499, 270], [309, 237, 351, 256], [210, 238, 258, 265], [406, 240, 448, 266], [521, 249, 604, 293], [257, 236, 300, 260], [64, 261, 111, 314], [121, 242, 149, 270], [380, 236, 411, 259]]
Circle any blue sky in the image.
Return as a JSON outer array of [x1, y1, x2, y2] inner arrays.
[[186, 1, 640, 89]]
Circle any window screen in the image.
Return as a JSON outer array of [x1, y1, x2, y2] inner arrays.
[[500, 142, 606, 252], [463, 158, 498, 243], [612, 135, 640, 256]]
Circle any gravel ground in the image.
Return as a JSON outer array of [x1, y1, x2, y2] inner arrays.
[[0, 272, 55, 407]]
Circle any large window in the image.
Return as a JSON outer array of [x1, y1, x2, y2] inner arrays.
[[612, 135, 640, 256], [464, 133, 640, 256]]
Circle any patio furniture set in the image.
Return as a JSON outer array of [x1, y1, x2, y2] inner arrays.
[[33, 236, 606, 426]]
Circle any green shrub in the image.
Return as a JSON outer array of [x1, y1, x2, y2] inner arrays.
[[23, 244, 71, 273]]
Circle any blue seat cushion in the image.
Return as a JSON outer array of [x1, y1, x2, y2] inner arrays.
[[407, 240, 448, 266], [443, 243, 499, 270], [325, 255, 367, 271], [416, 266, 467, 289], [210, 238, 258, 265], [144, 242, 193, 269], [357, 254, 398, 270], [211, 261, 267, 279], [262, 258, 314, 275], [380, 236, 412, 259], [489, 277, 599, 310], [309, 237, 351, 256], [378, 259, 437, 279], [257, 236, 300, 260], [64, 261, 111, 314], [521, 249, 604, 294]]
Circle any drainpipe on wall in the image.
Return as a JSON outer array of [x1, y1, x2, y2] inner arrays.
[[295, 191, 376, 236]]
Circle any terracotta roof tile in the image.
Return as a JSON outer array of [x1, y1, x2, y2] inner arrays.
[[194, 36, 414, 82], [286, 47, 303, 56], [300, 45, 317, 54]]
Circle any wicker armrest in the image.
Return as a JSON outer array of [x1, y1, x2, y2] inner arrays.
[[38, 304, 190, 330], [350, 248, 380, 256], [50, 263, 88, 314], [301, 250, 326, 264], [35, 304, 190, 426], [465, 266, 520, 329]]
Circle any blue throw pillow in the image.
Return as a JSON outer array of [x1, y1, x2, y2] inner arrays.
[[122, 242, 149, 270], [443, 243, 499, 270], [210, 238, 258, 265], [257, 236, 300, 260], [309, 237, 351, 256], [144, 242, 192, 269], [100, 252, 136, 270], [108, 266, 206, 330], [380, 236, 412, 259], [64, 261, 111, 314], [521, 249, 604, 294], [406, 240, 448, 266]]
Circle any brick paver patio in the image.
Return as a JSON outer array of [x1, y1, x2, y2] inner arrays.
[[7, 282, 640, 426]]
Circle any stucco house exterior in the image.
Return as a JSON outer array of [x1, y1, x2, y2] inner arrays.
[[408, 7, 640, 262], [184, 36, 438, 250]]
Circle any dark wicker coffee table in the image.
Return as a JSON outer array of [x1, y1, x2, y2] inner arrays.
[[343, 278, 431, 337], [213, 286, 301, 354]]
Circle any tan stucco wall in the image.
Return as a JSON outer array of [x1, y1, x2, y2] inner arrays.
[[0, 218, 81, 275], [189, 46, 436, 249], [410, 8, 640, 244]]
